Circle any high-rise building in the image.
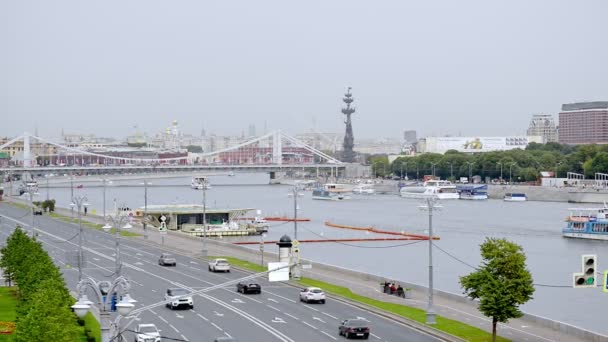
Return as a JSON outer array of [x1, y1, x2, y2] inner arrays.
[[559, 102, 608, 145], [527, 114, 557, 143], [403, 130, 417, 144]]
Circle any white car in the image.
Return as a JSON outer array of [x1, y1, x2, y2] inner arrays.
[[135, 323, 161, 342], [164, 288, 193, 310], [208, 258, 231, 273], [299, 287, 326, 304]]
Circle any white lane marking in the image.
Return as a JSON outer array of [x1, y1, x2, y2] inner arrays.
[[151, 289, 157, 293], [213, 311, 224, 317], [158, 316, 168, 324], [371, 333, 382, 339], [356, 316, 370, 322], [284, 313, 300, 320], [176, 313, 184, 319], [93, 257, 100, 261], [268, 297, 279, 303], [211, 323, 223, 331], [231, 298, 245, 304], [322, 312, 338, 320], [272, 317, 286, 324], [149, 309, 157, 315], [302, 321, 318, 330], [321, 331, 338, 340], [197, 313, 209, 321], [180, 334, 189, 341], [190, 261, 198, 264], [228, 289, 263, 303], [266, 291, 297, 303], [136, 253, 142, 256], [302, 305, 320, 312], [135, 261, 144, 265], [521, 325, 528, 328], [169, 324, 179, 333], [313, 316, 326, 324], [224, 332, 232, 338], [267, 305, 281, 312]]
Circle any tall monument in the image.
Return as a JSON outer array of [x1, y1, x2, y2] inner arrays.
[[341, 87, 356, 162]]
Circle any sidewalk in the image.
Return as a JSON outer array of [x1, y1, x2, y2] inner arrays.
[[9, 199, 604, 342]]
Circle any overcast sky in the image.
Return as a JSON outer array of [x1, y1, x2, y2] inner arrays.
[[1, 1, 607, 141]]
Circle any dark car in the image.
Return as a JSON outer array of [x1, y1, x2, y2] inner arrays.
[[236, 281, 261, 294], [339, 319, 370, 339], [158, 253, 177, 266], [34, 207, 43, 215]]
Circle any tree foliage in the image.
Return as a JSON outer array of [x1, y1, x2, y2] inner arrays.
[[459, 238, 535, 342]]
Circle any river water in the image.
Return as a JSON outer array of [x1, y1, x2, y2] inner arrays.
[[34, 173, 608, 335]]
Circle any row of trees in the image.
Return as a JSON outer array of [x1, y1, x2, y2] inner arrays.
[[0, 227, 81, 341], [369, 142, 608, 182]]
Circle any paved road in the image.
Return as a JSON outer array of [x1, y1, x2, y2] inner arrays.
[[0, 203, 442, 342]]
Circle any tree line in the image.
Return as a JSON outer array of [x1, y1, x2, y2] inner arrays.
[[0, 226, 83, 341], [368, 142, 608, 182]]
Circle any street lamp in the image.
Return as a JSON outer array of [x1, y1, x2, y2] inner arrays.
[[101, 178, 113, 218], [72, 276, 136, 342], [139, 181, 150, 240], [70, 172, 74, 219], [497, 162, 503, 182], [509, 162, 517, 184], [418, 195, 442, 325], [446, 162, 454, 181], [102, 208, 133, 277], [288, 184, 304, 240], [555, 161, 563, 178], [466, 162, 475, 182], [430, 163, 437, 178], [70, 195, 89, 282], [201, 179, 208, 258], [44, 174, 51, 201]]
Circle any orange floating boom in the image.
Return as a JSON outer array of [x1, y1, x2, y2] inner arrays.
[[233, 237, 426, 245], [237, 217, 311, 222], [324, 221, 439, 240]]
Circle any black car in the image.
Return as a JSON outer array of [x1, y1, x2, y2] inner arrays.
[[236, 281, 261, 294], [34, 207, 43, 215], [339, 319, 370, 339]]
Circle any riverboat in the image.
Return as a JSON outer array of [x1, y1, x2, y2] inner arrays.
[[191, 176, 211, 190], [562, 204, 608, 241], [400, 179, 459, 200], [353, 184, 375, 195], [504, 193, 527, 202], [133, 205, 268, 236], [313, 183, 351, 200], [457, 184, 488, 200]]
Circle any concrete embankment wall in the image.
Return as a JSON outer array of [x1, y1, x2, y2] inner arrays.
[[488, 185, 608, 203]]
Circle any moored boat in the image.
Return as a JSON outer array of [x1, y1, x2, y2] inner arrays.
[[457, 184, 488, 200], [400, 179, 459, 200], [353, 184, 375, 195], [504, 193, 527, 202], [313, 184, 351, 200], [562, 204, 608, 241]]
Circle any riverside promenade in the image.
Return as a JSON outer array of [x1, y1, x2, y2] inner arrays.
[[3, 197, 605, 342]]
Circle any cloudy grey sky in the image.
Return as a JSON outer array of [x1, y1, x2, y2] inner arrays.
[[1, 1, 607, 140]]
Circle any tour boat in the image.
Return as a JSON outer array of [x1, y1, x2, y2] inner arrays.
[[353, 184, 375, 195], [563, 204, 608, 241], [400, 179, 459, 200], [504, 193, 527, 202], [191, 176, 211, 190], [312, 183, 351, 200], [457, 184, 488, 200]]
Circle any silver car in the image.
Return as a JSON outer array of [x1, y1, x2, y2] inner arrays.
[[158, 253, 176, 266], [299, 287, 326, 304]]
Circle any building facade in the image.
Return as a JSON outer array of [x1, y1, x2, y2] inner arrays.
[[559, 102, 608, 145], [418, 136, 543, 154], [527, 114, 557, 143]]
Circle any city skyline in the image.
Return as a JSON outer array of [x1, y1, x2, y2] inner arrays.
[[1, 1, 607, 139]]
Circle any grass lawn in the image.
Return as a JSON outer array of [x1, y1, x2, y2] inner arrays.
[[0, 287, 17, 341], [48, 212, 140, 237], [211, 256, 509, 342], [80, 312, 101, 342]]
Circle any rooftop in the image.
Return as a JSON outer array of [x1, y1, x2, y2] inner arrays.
[[561, 102, 608, 111], [135, 204, 254, 215]]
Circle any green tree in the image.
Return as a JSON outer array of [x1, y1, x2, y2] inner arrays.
[[460, 238, 535, 342], [186, 145, 203, 153], [589, 152, 608, 177]]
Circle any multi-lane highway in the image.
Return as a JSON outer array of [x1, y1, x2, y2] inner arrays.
[[0, 203, 443, 342]]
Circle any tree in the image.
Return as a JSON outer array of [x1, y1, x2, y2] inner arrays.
[[186, 145, 203, 153], [459, 238, 535, 342]]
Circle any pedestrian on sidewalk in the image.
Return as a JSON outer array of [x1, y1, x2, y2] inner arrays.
[[84, 206, 88, 216]]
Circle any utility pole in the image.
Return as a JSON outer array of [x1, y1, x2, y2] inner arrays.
[[497, 162, 503, 182], [419, 196, 441, 325], [70, 172, 74, 219], [202, 180, 208, 258], [144, 180, 148, 240], [71, 195, 89, 282]]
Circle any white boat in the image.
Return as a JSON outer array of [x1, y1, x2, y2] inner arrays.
[[457, 184, 488, 200], [504, 193, 527, 202], [312, 184, 351, 200], [400, 179, 459, 200], [191, 176, 211, 190], [563, 204, 608, 241], [228, 171, 235, 177], [353, 184, 375, 195]]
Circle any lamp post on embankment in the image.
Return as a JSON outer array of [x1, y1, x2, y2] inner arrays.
[[418, 195, 441, 325]]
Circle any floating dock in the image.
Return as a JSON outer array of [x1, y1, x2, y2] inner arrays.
[[324, 221, 439, 240]]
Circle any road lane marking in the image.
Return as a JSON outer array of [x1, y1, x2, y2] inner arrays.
[[224, 332, 233, 338], [266, 291, 297, 303], [158, 316, 168, 324], [197, 313, 209, 321], [321, 331, 338, 340], [302, 305, 320, 312], [169, 324, 179, 333], [322, 312, 338, 320], [175, 313, 184, 319], [180, 334, 189, 341], [371, 333, 382, 339], [211, 323, 223, 331], [268, 297, 279, 303], [272, 317, 286, 324], [356, 316, 370, 322], [213, 311, 224, 317], [267, 305, 281, 312], [231, 298, 245, 304], [313, 316, 326, 324], [148, 309, 157, 315], [302, 321, 318, 330], [284, 313, 300, 320]]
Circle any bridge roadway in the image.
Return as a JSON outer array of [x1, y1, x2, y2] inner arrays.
[[0, 163, 345, 175], [0, 203, 442, 342]]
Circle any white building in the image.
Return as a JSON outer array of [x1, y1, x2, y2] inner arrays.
[[418, 136, 543, 154], [527, 114, 558, 143]]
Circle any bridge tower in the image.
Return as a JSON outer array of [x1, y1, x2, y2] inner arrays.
[[272, 130, 282, 165], [23, 132, 32, 168], [341, 87, 356, 162]]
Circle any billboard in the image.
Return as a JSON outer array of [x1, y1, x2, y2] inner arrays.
[[427, 136, 530, 154]]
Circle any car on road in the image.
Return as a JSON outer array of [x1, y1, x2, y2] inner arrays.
[[299, 287, 326, 304], [135, 323, 161, 342], [236, 281, 262, 294], [164, 288, 193, 310], [209, 258, 231, 273], [34, 207, 43, 215], [339, 319, 370, 339], [214, 337, 237, 342], [158, 253, 176, 266]]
